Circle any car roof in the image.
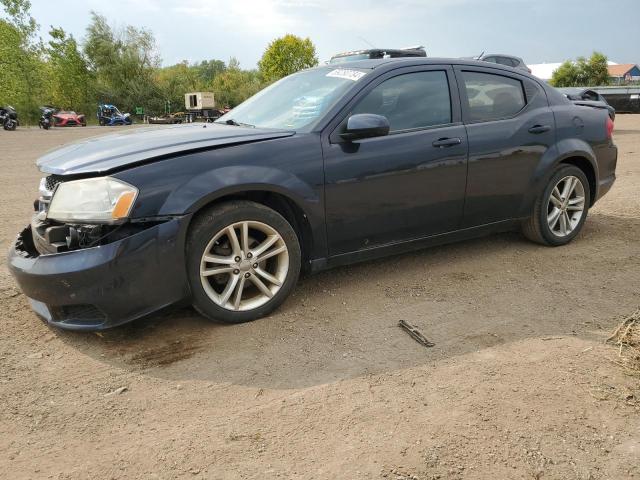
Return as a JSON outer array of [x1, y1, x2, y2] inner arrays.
[[324, 57, 533, 76], [332, 47, 425, 57]]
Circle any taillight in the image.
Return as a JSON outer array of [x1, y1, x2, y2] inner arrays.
[[606, 116, 614, 140]]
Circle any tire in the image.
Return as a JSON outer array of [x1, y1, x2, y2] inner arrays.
[[4, 120, 16, 131], [522, 165, 590, 246], [186, 200, 302, 323], [99, 119, 105, 126]]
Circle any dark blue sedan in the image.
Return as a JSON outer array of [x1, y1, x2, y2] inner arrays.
[[9, 58, 617, 329]]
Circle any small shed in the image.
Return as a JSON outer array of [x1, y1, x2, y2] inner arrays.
[[608, 64, 640, 84]]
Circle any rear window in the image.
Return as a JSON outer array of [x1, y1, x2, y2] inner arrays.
[[462, 71, 526, 122]]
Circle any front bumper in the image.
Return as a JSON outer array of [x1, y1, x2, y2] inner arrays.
[[8, 216, 192, 330]]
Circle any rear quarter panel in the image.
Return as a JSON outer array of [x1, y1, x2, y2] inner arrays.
[[551, 103, 615, 201], [515, 95, 614, 216]]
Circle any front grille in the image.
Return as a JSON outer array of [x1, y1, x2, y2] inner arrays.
[[45, 175, 65, 192]]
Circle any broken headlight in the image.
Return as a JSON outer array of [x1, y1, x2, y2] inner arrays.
[[47, 177, 138, 224]]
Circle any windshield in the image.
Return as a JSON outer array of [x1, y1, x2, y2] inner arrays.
[[216, 67, 369, 131]]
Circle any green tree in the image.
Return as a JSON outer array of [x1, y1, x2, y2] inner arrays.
[[84, 12, 161, 114], [550, 52, 610, 87], [258, 34, 318, 83], [550, 61, 580, 87], [0, 0, 46, 123], [46, 27, 93, 111], [0, 0, 36, 37], [195, 59, 226, 84], [0, 20, 24, 103], [155, 59, 229, 114], [212, 58, 263, 107], [156, 61, 203, 114], [580, 51, 609, 86]]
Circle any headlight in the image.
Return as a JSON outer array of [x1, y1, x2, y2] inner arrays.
[[47, 177, 138, 224]]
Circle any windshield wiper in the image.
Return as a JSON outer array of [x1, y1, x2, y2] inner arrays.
[[218, 118, 255, 128]]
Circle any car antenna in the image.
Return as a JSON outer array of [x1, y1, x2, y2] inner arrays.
[[358, 36, 376, 48]]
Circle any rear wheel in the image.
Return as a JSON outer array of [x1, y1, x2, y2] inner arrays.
[[186, 201, 301, 323], [522, 165, 590, 246]]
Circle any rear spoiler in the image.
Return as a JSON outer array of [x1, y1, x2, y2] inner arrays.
[[570, 100, 615, 120], [571, 100, 606, 109]]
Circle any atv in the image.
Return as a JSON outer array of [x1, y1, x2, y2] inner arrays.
[[97, 104, 132, 126]]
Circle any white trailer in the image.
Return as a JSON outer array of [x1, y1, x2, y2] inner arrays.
[[185, 92, 216, 110], [184, 92, 220, 122]]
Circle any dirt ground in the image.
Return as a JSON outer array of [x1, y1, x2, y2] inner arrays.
[[0, 119, 639, 480]]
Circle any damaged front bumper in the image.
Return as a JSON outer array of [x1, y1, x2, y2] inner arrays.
[[8, 216, 192, 330]]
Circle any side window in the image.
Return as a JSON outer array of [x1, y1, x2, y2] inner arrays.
[[462, 71, 526, 122], [352, 71, 452, 132]]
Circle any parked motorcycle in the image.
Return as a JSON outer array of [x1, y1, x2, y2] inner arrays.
[[39, 106, 56, 130], [0, 106, 18, 131]]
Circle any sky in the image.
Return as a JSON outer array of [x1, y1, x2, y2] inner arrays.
[[25, 0, 640, 69]]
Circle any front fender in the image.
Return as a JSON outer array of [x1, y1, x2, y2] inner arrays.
[[114, 134, 326, 259], [160, 165, 320, 215]]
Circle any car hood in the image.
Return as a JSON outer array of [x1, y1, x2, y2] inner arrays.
[[37, 124, 295, 175]]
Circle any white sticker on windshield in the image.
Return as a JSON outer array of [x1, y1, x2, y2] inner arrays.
[[326, 69, 366, 81]]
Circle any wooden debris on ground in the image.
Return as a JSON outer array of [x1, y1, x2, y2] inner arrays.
[[398, 320, 435, 348], [606, 308, 640, 375]]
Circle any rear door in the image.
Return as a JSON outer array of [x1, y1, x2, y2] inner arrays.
[[454, 66, 555, 226]]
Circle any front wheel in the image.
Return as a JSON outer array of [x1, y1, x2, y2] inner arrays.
[[186, 200, 301, 323], [4, 120, 17, 131], [522, 165, 590, 246]]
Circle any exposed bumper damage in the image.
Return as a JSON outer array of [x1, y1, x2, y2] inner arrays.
[[8, 216, 192, 330]]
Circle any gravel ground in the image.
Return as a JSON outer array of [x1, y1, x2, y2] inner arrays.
[[0, 119, 639, 479]]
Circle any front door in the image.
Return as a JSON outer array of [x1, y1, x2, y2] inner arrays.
[[323, 66, 468, 256]]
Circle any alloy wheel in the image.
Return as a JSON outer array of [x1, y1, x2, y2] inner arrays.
[[546, 175, 586, 237], [199, 221, 289, 311]]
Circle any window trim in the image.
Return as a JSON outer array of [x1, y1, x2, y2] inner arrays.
[[326, 65, 461, 144], [453, 66, 530, 125]]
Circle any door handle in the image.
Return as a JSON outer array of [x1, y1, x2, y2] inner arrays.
[[432, 137, 462, 148], [528, 125, 551, 134]]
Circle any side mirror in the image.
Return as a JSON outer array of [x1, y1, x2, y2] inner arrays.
[[340, 113, 390, 141]]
